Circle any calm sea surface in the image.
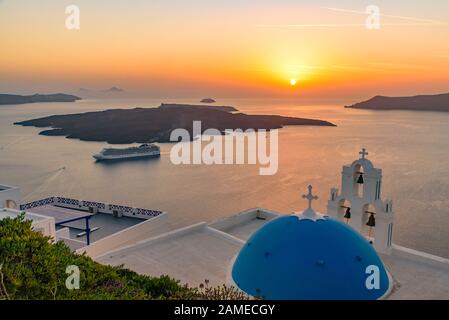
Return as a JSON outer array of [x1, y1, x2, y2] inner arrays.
[[0, 98, 448, 258]]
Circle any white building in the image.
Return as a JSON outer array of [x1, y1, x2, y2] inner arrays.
[[326, 148, 394, 254], [0, 186, 166, 250]]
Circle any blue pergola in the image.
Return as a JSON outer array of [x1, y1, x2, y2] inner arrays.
[[28, 205, 94, 245]]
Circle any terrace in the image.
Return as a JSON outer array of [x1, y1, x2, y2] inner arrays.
[[20, 196, 165, 250], [96, 208, 280, 287]]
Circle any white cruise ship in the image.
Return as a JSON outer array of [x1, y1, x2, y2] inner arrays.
[[93, 144, 160, 161]]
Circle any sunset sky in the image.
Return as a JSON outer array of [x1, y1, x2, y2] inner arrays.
[[1, 0, 449, 99]]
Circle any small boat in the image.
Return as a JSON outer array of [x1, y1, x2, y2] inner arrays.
[[93, 143, 160, 161]]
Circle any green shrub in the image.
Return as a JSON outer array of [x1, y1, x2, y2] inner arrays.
[[0, 214, 197, 300]]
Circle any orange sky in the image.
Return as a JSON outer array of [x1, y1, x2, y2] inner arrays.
[[1, 1, 449, 99]]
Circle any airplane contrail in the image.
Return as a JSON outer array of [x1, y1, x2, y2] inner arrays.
[[257, 7, 449, 28], [256, 22, 446, 28], [325, 7, 449, 25]]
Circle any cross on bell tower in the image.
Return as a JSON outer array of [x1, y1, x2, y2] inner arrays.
[[303, 185, 318, 209], [359, 148, 369, 160]]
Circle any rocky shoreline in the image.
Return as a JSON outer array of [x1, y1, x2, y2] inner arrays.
[[346, 92, 449, 112], [0, 93, 81, 105]]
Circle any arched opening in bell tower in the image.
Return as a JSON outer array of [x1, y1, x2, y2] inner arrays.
[[353, 164, 365, 198], [362, 203, 376, 241], [338, 199, 352, 224]]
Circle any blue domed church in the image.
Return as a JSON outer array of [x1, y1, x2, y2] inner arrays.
[[232, 150, 393, 300]]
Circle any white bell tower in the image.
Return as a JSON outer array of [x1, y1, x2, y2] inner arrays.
[[327, 149, 394, 255]]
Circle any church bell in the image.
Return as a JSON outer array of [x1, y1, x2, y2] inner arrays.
[[344, 207, 351, 219], [356, 173, 364, 184], [366, 213, 376, 227]]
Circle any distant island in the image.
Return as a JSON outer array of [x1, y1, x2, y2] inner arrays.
[[159, 103, 237, 113], [105, 86, 125, 92], [0, 93, 81, 105], [200, 98, 216, 103], [15, 103, 336, 144], [346, 92, 449, 112]]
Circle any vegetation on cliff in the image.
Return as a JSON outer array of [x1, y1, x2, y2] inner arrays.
[[0, 214, 248, 300]]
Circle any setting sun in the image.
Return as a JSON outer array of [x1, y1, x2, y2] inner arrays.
[[290, 79, 297, 86]]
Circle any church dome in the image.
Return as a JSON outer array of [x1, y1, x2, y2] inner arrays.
[[231, 186, 391, 300]]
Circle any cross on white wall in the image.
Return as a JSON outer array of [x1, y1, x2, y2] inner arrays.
[[302, 185, 318, 209], [359, 148, 369, 159]]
